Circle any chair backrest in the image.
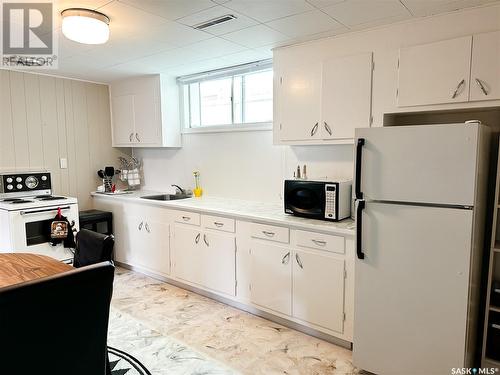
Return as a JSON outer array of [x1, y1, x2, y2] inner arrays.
[[0, 262, 115, 375], [74, 229, 115, 268]]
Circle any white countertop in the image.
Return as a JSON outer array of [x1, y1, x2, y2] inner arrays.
[[91, 191, 355, 236]]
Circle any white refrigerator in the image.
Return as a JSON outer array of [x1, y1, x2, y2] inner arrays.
[[353, 123, 491, 374]]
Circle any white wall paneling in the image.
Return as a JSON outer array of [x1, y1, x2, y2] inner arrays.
[[0, 69, 130, 209]]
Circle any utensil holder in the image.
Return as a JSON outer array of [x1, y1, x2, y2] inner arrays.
[[103, 177, 113, 193]]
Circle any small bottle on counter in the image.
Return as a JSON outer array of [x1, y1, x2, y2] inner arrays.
[[296, 165, 301, 179]]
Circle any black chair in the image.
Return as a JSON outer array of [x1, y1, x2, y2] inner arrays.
[[0, 262, 115, 375], [74, 228, 115, 268]]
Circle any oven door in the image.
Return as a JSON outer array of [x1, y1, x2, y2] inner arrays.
[[9, 204, 79, 261], [284, 181, 325, 218]]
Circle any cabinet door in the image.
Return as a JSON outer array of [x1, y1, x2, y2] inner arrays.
[[111, 94, 135, 146], [134, 220, 170, 276], [470, 31, 500, 101], [173, 224, 202, 285], [293, 250, 345, 333], [114, 214, 142, 264], [321, 53, 373, 139], [277, 63, 322, 141], [133, 79, 162, 146], [398, 36, 472, 106], [201, 231, 236, 296], [250, 241, 292, 315]]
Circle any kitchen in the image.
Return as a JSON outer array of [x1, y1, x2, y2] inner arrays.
[[1, 1, 500, 374]]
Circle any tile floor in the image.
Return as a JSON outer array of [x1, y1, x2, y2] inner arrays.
[[109, 268, 358, 375]]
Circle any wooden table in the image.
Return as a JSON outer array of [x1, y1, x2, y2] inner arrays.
[[0, 253, 72, 288]]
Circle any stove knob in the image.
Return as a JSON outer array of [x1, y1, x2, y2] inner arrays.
[[6, 177, 13, 183], [16, 184, 23, 189], [16, 177, 22, 183], [6, 184, 13, 190], [41, 175, 47, 181]]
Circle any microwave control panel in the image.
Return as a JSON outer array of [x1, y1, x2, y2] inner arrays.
[[324, 184, 337, 219]]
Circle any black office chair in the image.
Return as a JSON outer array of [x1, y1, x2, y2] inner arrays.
[[74, 228, 115, 268], [0, 261, 115, 375]]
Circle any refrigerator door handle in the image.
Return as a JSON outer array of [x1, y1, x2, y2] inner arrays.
[[356, 199, 366, 260], [355, 138, 365, 199]]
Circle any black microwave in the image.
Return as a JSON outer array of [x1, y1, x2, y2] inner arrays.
[[284, 180, 352, 221]]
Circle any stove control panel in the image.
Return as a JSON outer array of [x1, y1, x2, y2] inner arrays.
[[0, 172, 52, 195]]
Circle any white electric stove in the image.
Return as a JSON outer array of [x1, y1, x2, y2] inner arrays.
[[0, 171, 79, 262]]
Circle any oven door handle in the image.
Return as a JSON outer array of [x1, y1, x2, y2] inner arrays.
[[20, 206, 72, 216]]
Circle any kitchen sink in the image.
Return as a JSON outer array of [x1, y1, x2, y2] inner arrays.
[[141, 194, 190, 201]]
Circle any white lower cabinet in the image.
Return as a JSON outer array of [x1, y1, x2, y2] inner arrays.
[[135, 218, 170, 275], [250, 241, 292, 315], [293, 249, 345, 333], [173, 223, 236, 297]]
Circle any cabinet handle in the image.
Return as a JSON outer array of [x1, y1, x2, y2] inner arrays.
[[451, 79, 465, 99], [324, 122, 332, 136], [295, 253, 304, 269], [312, 239, 327, 246], [138, 221, 143, 231], [492, 324, 500, 330], [281, 252, 290, 265], [475, 78, 489, 96], [310, 122, 319, 137], [262, 230, 275, 237], [214, 222, 224, 227], [195, 233, 200, 244], [129, 133, 134, 142], [203, 234, 209, 247], [135, 133, 141, 142], [145, 222, 150, 233], [182, 216, 191, 221]]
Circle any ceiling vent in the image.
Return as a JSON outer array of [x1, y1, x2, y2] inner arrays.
[[193, 14, 237, 30]]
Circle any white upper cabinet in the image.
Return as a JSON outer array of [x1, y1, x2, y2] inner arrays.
[[322, 53, 373, 140], [398, 36, 472, 107], [275, 52, 373, 145], [110, 74, 181, 148], [277, 63, 322, 142], [470, 31, 500, 102]]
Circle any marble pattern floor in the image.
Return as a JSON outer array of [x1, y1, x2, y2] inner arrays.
[[110, 268, 358, 375]]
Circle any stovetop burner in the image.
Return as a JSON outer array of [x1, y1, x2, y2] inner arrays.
[[36, 195, 67, 201], [2, 198, 33, 204]]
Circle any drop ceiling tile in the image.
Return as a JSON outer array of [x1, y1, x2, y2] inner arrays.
[[222, 24, 290, 48], [220, 49, 272, 65], [267, 10, 345, 38], [223, 0, 315, 22], [306, 0, 347, 8], [322, 0, 411, 26], [176, 5, 258, 35], [401, 0, 500, 16], [118, 0, 217, 20], [123, 46, 206, 72], [137, 21, 213, 47], [163, 58, 230, 76], [183, 37, 248, 58]]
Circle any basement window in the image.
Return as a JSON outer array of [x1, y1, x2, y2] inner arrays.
[[179, 60, 273, 132]]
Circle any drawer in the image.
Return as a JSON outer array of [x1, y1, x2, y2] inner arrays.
[[251, 223, 289, 244], [174, 210, 200, 226], [295, 230, 345, 254], [202, 215, 235, 233]]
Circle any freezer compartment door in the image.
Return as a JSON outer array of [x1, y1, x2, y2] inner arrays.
[[353, 202, 472, 375], [355, 123, 480, 206]]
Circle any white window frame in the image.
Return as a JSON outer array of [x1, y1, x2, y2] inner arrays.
[[178, 59, 273, 134]]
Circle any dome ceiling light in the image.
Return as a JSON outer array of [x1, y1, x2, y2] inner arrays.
[[61, 8, 110, 45]]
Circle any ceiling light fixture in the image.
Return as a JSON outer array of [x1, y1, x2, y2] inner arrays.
[[61, 8, 110, 45]]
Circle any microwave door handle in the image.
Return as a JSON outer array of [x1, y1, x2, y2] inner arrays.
[[20, 206, 71, 215], [356, 200, 366, 260], [355, 138, 365, 199]]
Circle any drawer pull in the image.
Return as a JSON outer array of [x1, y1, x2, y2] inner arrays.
[[281, 252, 290, 265], [492, 324, 500, 330], [295, 253, 304, 269], [195, 233, 200, 244], [182, 216, 191, 221], [214, 222, 224, 227], [311, 239, 327, 246], [203, 234, 209, 247], [262, 230, 275, 237]]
